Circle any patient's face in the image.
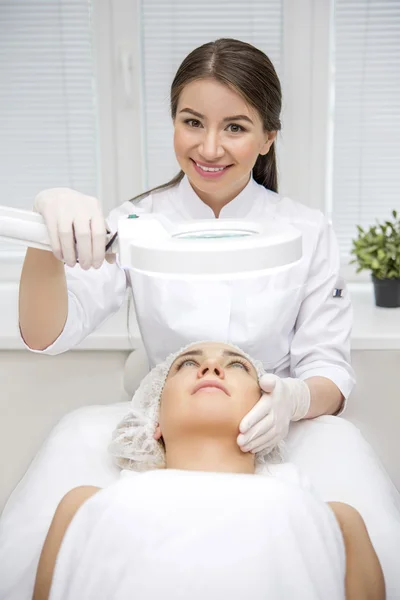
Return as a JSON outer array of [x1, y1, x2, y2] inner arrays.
[[156, 342, 261, 444]]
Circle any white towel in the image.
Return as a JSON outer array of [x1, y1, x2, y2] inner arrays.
[[49, 469, 346, 600]]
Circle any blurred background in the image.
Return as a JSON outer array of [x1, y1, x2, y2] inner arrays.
[[0, 1, 399, 508]]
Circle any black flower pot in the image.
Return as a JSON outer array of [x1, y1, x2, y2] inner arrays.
[[372, 275, 400, 308]]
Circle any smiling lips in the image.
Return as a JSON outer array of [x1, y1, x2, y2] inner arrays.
[[194, 159, 231, 169], [192, 380, 230, 396], [191, 158, 232, 179]]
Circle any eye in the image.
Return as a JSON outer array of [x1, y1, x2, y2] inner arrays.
[[176, 358, 198, 370], [226, 123, 245, 133], [228, 360, 250, 372], [184, 119, 202, 128]]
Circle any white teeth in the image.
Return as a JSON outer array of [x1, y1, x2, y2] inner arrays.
[[196, 163, 226, 172]]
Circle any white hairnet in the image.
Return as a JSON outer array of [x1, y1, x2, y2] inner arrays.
[[109, 341, 283, 472]]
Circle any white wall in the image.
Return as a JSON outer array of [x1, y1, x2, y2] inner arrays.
[[0, 348, 399, 513], [345, 351, 400, 484], [0, 350, 131, 512]]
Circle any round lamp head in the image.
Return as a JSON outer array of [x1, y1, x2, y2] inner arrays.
[[117, 214, 302, 279]]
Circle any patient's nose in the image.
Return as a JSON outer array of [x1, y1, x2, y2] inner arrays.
[[198, 359, 225, 378]]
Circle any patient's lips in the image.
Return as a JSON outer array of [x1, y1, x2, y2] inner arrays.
[[192, 380, 230, 396]]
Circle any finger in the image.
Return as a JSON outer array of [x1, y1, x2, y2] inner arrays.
[[251, 434, 283, 455], [238, 412, 275, 447], [91, 214, 107, 268], [44, 214, 63, 261], [239, 394, 273, 434], [259, 373, 278, 393], [73, 216, 93, 270], [58, 217, 77, 267], [244, 429, 280, 454]]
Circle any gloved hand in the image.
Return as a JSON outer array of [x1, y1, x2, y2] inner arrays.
[[33, 188, 108, 270], [237, 374, 311, 454]]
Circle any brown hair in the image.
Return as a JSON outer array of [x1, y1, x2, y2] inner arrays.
[[131, 38, 282, 204]]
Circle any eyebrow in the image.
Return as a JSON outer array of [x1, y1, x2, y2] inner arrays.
[[179, 108, 254, 125]]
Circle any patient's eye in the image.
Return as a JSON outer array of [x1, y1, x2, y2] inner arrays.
[[229, 360, 250, 372], [176, 358, 198, 370]]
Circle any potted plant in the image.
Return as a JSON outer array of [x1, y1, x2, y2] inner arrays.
[[350, 210, 400, 308]]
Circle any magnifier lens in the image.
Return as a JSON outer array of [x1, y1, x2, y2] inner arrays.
[[174, 229, 255, 239]]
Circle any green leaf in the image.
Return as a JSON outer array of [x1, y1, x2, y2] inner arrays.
[[351, 209, 400, 274], [371, 259, 380, 270], [377, 249, 386, 261]]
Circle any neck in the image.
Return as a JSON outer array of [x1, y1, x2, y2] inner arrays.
[[164, 435, 255, 475], [189, 172, 251, 218]]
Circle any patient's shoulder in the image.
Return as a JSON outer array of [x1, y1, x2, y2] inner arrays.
[[57, 486, 102, 520], [60, 485, 102, 507], [33, 486, 102, 600]]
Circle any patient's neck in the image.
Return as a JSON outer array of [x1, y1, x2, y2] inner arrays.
[[164, 435, 255, 475]]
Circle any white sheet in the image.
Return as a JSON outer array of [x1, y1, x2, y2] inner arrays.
[[0, 405, 399, 599], [49, 470, 346, 600], [287, 416, 400, 598]]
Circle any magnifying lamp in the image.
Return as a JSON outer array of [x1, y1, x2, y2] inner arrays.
[[0, 205, 302, 277]]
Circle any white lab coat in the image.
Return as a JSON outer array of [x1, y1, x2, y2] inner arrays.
[[24, 175, 355, 399]]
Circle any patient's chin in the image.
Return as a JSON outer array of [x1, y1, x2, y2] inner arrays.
[[159, 390, 259, 443], [163, 409, 242, 441], [189, 393, 257, 424]]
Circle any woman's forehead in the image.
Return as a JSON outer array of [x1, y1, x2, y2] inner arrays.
[[177, 78, 259, 123], [178, 78, 246, 108]]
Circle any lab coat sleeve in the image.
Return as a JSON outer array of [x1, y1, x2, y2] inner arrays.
[[20, 198, 151, 355], [21, 260, 128, 355], [290, 216, 356, 410]]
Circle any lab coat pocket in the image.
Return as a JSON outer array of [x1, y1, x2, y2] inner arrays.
[[245, 283, 305, 368]]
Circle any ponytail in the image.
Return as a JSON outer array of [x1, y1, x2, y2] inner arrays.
[[253, 143, 278, 193]]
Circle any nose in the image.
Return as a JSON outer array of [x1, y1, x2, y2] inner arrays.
[[197, 358, 225, 379], [199, 130, 225, 161]]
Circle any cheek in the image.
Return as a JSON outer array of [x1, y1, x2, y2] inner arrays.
[[158, 388, 174, 430], [173, 125, 196, 156], [158, 379, 189, 434], [238, 380, 261, 414], [228, 136, 263, 163]]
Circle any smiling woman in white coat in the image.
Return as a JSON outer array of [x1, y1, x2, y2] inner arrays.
[[19, 38, 355, 455]]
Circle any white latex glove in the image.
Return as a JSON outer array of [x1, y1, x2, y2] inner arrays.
[[33, 188, 108, 270], [237, 374, 311, 454]]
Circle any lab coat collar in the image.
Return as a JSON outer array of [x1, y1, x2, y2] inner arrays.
[[176, 174, 261, 220]]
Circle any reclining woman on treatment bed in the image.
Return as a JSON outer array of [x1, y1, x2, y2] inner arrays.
[[33, 341, 384, 600]]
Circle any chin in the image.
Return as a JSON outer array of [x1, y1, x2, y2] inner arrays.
[[191, 177, 226, 191]]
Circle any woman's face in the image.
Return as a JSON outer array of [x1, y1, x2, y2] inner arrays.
[[155, 342, 261, 444], [173, 78, 276, 208]]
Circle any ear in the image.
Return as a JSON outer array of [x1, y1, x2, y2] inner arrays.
[[153, 423, 162, 440], [259, 130, 277, 156]]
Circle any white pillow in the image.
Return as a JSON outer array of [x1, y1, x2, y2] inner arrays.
[[123, 345, 150, 398]]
